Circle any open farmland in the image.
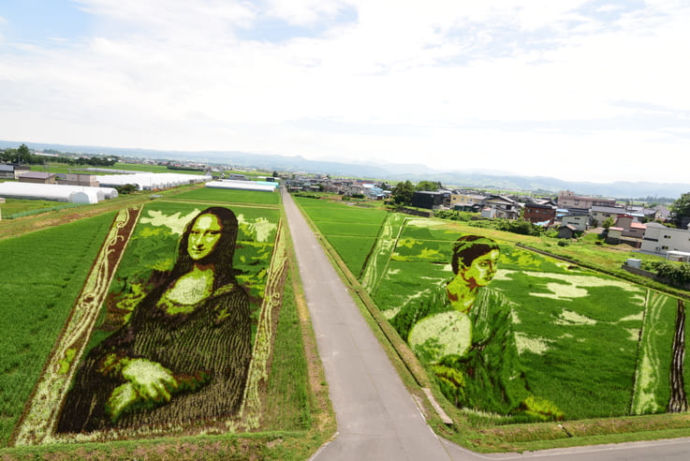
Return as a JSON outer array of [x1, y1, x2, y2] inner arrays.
[[295, 196, 387, 276], [168, 187, 281, 206], [0, 212, 115, 446], [0, 198, 83, 219]]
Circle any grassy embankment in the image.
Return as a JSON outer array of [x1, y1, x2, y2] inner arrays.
[[295, 196, 690, 452]]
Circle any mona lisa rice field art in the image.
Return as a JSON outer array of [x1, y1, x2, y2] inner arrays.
[[12, 200, 287, 445]]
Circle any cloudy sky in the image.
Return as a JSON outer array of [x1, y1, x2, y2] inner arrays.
[[1, 0, 689, 183]]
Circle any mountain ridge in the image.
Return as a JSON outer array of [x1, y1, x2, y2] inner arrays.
[[1, 139, 686, 199]]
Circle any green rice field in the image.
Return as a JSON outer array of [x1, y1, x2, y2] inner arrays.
[[0, 212, 116, 445], [169, 187, 280, 206], [295, 196, 387, 276]]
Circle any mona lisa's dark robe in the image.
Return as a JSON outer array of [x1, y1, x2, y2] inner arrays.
[[56, 281, 251, 433]]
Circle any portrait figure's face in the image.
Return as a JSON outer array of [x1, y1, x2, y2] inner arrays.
[[187, 214, 222, 260], [460, 249, 499, 287]]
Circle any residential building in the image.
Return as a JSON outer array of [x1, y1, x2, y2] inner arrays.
[[558, 190, 616, 209], [481, 195, 520, 220], [561, 213, 588, 232], [590, 205, 628, 226], [641, 222, 690, 254], [412, 191, 445, 209], [614, 215, 647, 239], [450, 193, 485, 211], [0, 164, 14, 179], [524, 202, 557, 224]]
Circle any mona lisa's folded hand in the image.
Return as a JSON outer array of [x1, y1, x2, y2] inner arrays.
[[105, 382, 139, 422], [121, 358, 179, 403]]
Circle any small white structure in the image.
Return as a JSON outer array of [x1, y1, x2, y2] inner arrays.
[[625, 258, 642, 269], [641, 222, 690, 255], [206, 180, 275, 192]]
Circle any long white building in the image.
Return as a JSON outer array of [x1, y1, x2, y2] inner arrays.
[[0, 182, 118, 204]]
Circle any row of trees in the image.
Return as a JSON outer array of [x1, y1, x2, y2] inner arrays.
[[391, 180, 443, 205], [0, 144, 118, 167]]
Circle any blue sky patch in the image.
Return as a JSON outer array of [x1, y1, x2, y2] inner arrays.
[[0, 0, 90, 47]]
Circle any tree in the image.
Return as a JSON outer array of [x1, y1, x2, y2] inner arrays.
[[16, 144, 31, 164], [392, 180, 414, 205], [671, 192, 690, 227], [272, 170, 279, 178], [602, 217, 615, 229], [415, 180, 442, 191]]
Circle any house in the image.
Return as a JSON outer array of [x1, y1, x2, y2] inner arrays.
[[412, 191, 445, 209], [590, 205, 628, 226], [614, 215, 647, 239], [558, 191, 616, 209], [561, 213, 588, 232], [641, 222, 690, 255], [558, 224, 578, 239], [17, 171, 57, 184], [481, 195, 520, 220], [524, 202, 557, 224], [450, 193, 484, 210], [0, 164, 14, 179]]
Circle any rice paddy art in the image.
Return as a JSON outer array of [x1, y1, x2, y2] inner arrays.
[[363, 217, 689, 421], [13, 202, 285, 444]]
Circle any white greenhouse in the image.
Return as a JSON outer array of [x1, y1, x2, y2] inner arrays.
[[96, 173, 210, 191], [0, 182, 118, 204], [206, 180, 276, 192]]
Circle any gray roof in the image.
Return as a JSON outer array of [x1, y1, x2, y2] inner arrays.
[[17, 171, 56, 179], [0, 164, 13, 172], [590, 205, 627, 214]]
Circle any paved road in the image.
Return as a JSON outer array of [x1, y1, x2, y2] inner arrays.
[[282, 189, 690, 461]]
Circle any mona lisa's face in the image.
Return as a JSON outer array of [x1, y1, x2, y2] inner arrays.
[[460, 249, 499, 287], [187, 214, 222, 261]]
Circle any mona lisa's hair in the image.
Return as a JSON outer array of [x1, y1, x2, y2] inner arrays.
[[451, 235, 499, 274], [168, 207, 239, 290]]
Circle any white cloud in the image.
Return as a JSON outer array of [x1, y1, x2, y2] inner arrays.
[[1, 0, 690, 183]]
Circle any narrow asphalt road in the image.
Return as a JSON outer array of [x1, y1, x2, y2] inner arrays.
[[283, 190, 460, 460], [282, 189, 690, 461]]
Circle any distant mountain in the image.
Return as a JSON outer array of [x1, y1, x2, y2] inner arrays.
[[1, 139, 687, 199]]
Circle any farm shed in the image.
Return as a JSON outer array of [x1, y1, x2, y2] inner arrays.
[[558, 224, 578, 239], [17, 171, 57, 184], [206, 180, 276, 192]]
